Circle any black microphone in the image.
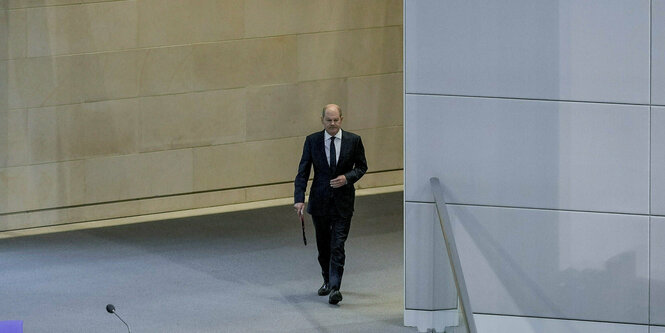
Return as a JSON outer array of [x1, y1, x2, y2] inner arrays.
[[106, 304, 131, 333]]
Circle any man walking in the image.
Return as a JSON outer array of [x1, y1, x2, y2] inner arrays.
[[294, 104, 368, 305]]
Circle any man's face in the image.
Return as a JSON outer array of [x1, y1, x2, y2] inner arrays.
[[322, 108, 343, 136]]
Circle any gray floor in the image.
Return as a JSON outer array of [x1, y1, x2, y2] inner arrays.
[[0, 192, 415, 333]]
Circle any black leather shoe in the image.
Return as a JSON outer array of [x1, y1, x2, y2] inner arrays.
[[318, 283, 331, 296], [328, 289, 343, 304]]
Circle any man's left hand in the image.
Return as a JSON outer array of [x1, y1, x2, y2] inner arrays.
[[330, 175, 347, 188]]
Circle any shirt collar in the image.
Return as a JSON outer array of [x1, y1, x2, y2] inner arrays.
[[324, 129, 342, 141]]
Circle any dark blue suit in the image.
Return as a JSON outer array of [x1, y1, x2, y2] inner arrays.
[[294, 130, 368, 289]]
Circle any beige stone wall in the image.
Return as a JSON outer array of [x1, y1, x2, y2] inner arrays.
[[0, 0, 403, 231]]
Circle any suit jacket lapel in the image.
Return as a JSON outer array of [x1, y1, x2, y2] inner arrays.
[[317, 130, 327, 165], [337, 133, 351, 167]]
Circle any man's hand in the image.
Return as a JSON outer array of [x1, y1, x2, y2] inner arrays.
[[330, 175, 347, 188], [294, 202, 305, 218]]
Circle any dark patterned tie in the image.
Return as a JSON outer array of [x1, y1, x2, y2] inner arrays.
[[330, 136, 336, 173]]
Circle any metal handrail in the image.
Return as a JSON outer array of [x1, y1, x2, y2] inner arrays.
[[430, 177, 477, 333]]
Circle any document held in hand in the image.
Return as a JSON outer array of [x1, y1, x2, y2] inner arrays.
[[300, 214, 307, 246]]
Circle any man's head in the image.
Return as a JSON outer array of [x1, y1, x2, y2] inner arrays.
[[321, 104, 343, 136]]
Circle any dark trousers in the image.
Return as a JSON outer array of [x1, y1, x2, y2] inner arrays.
[[312, 202, 352, 290]]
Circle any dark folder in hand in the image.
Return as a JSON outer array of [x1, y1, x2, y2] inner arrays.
[[300, 214, 307, 246]]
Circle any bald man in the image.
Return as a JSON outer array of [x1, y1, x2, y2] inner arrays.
[[294, 104, 368, 305]]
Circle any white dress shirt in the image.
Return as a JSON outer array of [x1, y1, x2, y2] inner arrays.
[[324, 129, 342, 167]]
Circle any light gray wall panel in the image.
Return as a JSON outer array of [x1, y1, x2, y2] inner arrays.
[[475, 314, 649, 333], [652, 326, 665, 333], [447, 205, 649, 323], [405, 95, 650, 214], [654, 0, 665, 105], [404, 202, 457, 310], [653, 107, 665, 215], [405, 0, 650, 104], [651, 217, 665, 325]]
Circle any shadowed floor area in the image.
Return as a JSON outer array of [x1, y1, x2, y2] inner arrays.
[[0, 192, 414, 332]]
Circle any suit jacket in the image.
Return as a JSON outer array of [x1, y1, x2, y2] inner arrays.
[[294, 130, 368, 218]]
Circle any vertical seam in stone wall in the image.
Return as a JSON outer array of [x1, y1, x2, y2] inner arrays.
[[649, 216, 652, 325], [649, 0, 653, 324], [402, 0, 408, 311]]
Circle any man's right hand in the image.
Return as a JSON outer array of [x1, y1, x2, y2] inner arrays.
[[294, 202, 305, 218]]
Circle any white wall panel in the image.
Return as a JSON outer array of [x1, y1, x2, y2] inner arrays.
[[653, 107, 665, 215], [448, 205, 649, 323], [651, 217, 665, 325], [653, 0, 665, 106], [404, 202, 457, 310], [405, 0, 650, 104], [405, 95, 650, 214], [404, 0, 655, 329]]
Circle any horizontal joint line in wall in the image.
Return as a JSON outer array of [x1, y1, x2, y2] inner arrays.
[[474, 312, 658, 327], [404, 200, 435, 204], [405, 200, 658, 217], [6, 0, 135, 10], [9, 25, 403, 60], [2, 127, 403, 168], [405, 93, 653, 107], [294, 71, 404, 85], [447, 203, 653, 217], [0, 169, 403, 217], [5, 72, 404, 112]]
